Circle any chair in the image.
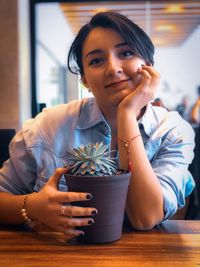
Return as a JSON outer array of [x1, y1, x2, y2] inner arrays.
[[171, 125, 200, 220], [185, 125, 200, 219], [0, 129, 16, 168]]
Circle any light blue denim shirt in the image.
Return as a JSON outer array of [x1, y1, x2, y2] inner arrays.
[[0, 97, 195, 220]]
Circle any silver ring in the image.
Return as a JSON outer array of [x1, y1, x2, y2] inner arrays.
[[60, 205, 66, 216]]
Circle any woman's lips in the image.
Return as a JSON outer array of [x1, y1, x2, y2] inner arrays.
[[105, 79, 131, 89]]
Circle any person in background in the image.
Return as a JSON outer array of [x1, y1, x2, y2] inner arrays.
[[0, 12, 195, 236], [176, 95, 191, 121], [151, 97, 167, 109], [190, 85, 200, 124]]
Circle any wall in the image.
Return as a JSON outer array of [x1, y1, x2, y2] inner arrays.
[[155, 25, 200, 109], [36, 3, 79, 104], [0, 0, 31, 130], [18, 0, 31, 127], [0, 0, 20, 130]]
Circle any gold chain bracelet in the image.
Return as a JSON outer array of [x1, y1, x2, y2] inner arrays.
[[118, 134, 141, 170], [119, 134, 141, 149]]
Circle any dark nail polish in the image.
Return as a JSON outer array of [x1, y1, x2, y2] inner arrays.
[[88, 220, 94, 225], [79, 232, 85, 236], [86, 193, 92, 200], [91, 210, 97, 215]]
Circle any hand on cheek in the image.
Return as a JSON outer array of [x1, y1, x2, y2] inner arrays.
[[118, 64, 160, 115], [128, 61, 146, 89], [131, 70, 144, 89]]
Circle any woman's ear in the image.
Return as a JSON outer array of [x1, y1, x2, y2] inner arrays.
[[81, 76, 92, 93], [81, 76, 88, 88]]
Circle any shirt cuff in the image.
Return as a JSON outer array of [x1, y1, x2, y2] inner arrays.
[[162, 185, 178, 220]]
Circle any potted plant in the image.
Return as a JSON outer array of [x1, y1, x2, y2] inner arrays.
[[64, 143, 131, 244]]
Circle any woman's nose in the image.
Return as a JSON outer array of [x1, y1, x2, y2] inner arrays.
[[105, 56, 123, 77]]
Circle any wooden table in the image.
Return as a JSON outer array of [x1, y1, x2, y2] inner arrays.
[[0, 220, 200, 267]]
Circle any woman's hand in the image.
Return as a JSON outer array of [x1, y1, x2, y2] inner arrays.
[[27, 167, 97, 236], [118, 65, 160, 117]]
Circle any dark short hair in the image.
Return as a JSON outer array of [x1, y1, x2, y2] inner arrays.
[[67, 11, 155, 76]]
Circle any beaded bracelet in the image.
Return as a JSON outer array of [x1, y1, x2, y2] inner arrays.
[[119, 134, 141, 170], [21, 195, 36, 228]]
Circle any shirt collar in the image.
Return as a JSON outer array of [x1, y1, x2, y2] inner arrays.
[[77, 98, 167, 137], [76, 97, 108, 129]]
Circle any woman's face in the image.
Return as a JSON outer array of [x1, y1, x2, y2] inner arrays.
[[81, 27, 145, 111]]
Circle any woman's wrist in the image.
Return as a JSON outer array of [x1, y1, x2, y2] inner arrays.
[[118, 104, 138, 119], [117, 107, 140, 140], [118, 104, 146, 122], [26, 192, 42, 221], [20, 193, 37, 228]]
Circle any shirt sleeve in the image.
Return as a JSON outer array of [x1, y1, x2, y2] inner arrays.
[[0, 130, 37, 194], [150, 119, 195, 220]]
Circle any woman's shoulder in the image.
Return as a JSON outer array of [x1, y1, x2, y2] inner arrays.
[[39, 97, 95, 117], [38, 98, 88, 118], [21, 98, 93, 147], [151, 104, 190, 125], [151, 104, 195, 141]]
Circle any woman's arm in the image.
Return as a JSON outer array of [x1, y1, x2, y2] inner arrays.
[[118, 112, 164, 230], [0, 168, 97, 236], [0, 192, 30, 224], [117, 65, 164, 230]]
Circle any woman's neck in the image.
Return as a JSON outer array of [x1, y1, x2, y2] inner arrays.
[[102, 108, 118, 151], [104, 106, 146, 128]]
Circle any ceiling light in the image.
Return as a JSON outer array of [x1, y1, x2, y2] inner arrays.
[[165, 4, 185, 13], [156, 24, 175, 32], [93, 8, 108, 13], [152, 37, 165, 46]]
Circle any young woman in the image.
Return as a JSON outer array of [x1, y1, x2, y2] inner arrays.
[[0, 12, 195, 235]]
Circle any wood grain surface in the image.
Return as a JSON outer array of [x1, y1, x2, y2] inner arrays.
[[0, 220, 200, 267]]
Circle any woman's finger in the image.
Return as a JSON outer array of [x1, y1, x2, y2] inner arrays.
[[59, 205, 98, 217], [49, 191, 93, 203], [61, 216, 94, 227], [137, 67, 159, 99], [56, 225, 84, 237], [141, 65, 160, 89], [141, 65, 159, 76], [47, 167, 69, 187], [137, 69, 151, 88]]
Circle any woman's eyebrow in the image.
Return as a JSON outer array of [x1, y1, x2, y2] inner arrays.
[[115, 42, 128, 48], [85, 42, 129, 58], [85, 49, 102, 58]]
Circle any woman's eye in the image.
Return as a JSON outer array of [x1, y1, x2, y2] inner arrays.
[[120, 50, 134, 58], [89, 58, 104, 66]]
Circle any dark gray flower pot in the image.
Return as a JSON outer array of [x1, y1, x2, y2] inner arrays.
[[64, 170, 131, 243]]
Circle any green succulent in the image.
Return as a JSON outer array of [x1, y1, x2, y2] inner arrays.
[[66, 143, 117, 176]]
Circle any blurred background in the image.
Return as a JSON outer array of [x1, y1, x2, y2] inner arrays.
[[0, 0, 200, 129]]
